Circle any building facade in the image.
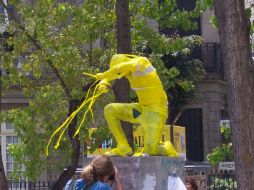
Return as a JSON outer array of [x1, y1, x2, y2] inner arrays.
[[1, 0, 252, 181]]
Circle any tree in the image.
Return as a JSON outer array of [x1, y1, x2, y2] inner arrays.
[[0, 71, 8, 188], [114, 0, 133, 148], [0, 16, 12, 190], [0, 63, 8, 190], [1, 0, 115, 189], [0, 151, 8, 190], [130, 0, 205, 122], [213, 1, 254, 189], [0, 0, 206, 188]]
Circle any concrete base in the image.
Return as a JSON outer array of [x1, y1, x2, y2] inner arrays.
[[83, 156, 185, 190]]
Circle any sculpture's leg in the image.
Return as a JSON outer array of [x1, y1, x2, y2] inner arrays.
[[104, 103, 140, 156], [141, 111, 166, 155], [141, 109, 178, 157], [158, 141, 178, 157]]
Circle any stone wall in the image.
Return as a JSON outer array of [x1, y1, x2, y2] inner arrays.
[[187, 79, 227, 159], [83, 156, 185, 190]]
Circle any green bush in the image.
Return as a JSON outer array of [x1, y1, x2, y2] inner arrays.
[[208, 177, 237, 190], [207, 123, 233, 166]]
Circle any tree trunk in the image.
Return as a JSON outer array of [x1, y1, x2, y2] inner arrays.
[[214, 1, 254, 189], [0, 149, 8, 190], [2, 1, 81, 188], [51, 100, 81, 190], [0, 69, 9, 190], [114, 0, 133, 148]]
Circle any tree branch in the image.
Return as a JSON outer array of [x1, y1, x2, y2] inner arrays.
[[1, 0, 72, 100]]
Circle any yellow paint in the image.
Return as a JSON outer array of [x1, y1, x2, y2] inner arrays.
[[88, 125, 186, 156], [134, 125, 186, 155], [96, 54, 172, 156], [45, 80, 107, 156]]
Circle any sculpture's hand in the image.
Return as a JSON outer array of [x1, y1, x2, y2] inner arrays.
[[97, 79, 110, 93], [95, 73, 104, 80]]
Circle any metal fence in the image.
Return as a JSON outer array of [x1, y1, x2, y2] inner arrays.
[[3, 166, 237, 190], [202, 43, 223, 75], [2, 181, 55, 190], [207, 171, 237, 190], [185, 163, 237, 190]]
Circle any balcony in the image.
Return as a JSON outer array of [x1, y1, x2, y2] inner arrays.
[[201, 43, 224, 80]]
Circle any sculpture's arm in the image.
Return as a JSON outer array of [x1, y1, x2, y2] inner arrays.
[[96, 59, 137, 82], [96, 57, 151, 81]]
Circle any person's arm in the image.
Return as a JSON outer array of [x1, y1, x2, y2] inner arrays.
[[113, 167, 123, 190], [113, 175, 123, 190]]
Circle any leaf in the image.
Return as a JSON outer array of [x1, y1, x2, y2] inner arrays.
[[209, 15, 218, 28]]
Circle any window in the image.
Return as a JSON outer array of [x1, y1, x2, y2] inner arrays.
[[0, 0, 8, 33], [5, 135, 19, 179], [1, 122, 26, 182], [6, 122, 13, 130]]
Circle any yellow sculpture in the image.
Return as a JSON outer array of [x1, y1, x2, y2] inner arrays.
[[96, 54, 178, 157], [46, 54, 178, 157]]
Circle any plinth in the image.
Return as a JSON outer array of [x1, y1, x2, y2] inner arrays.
[[83, 156, 185, 190]]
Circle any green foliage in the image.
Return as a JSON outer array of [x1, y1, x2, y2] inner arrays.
[[89, 127, 112, 153], [245, 7, 252, 20], [209, 15, 218, 28], [220, 124, 231, 141], [207, 143, 233, 166], [207, 124, 233, 166], [129, 1, 205, 109], [1, 0, 207, 180], [164, 57, 204, 109], [2, 0, 116, 180], [245, 1, 254, 34], [209, 177, 237, 190], [1, 85, 70, 180], [202, 0, 214, 10]]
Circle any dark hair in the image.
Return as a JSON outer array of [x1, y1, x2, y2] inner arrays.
[[81, 156, 114, 183], [185, 179, 198, 190]]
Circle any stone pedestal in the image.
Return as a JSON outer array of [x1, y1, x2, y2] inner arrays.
[[83, 156, 185, 190]]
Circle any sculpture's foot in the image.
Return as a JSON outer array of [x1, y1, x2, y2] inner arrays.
[[134, 141, 178, 157], [132, 152, 150, 157], [105, 145, 133, 156], [132, 148, 150, 157], [160, 141, 179, 157]]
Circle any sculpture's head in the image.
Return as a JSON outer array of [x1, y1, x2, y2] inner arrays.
[[110, 54, 137, 68]]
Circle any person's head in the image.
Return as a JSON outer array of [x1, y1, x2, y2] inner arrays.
[[81, 156, 115, 184], [185, 179, 198, 190], [109, 54, 137, 68]]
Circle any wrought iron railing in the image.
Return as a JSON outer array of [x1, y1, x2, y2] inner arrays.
[[4, 181, 55, 190], [207, 171, 237, 190], [201, 43, 223, 75], [185, 163, 237, 190], [4, 167, 237, 190]]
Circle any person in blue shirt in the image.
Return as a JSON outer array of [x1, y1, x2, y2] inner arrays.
[[64, 156, 122, 190]]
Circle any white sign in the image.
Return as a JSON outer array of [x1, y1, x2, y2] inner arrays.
[[0, 0, 9, 33], [220, 120, 230, 128], [219, 162, 235, 171], [142, 173, 156, 190], [168, 176, 186, 190]]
